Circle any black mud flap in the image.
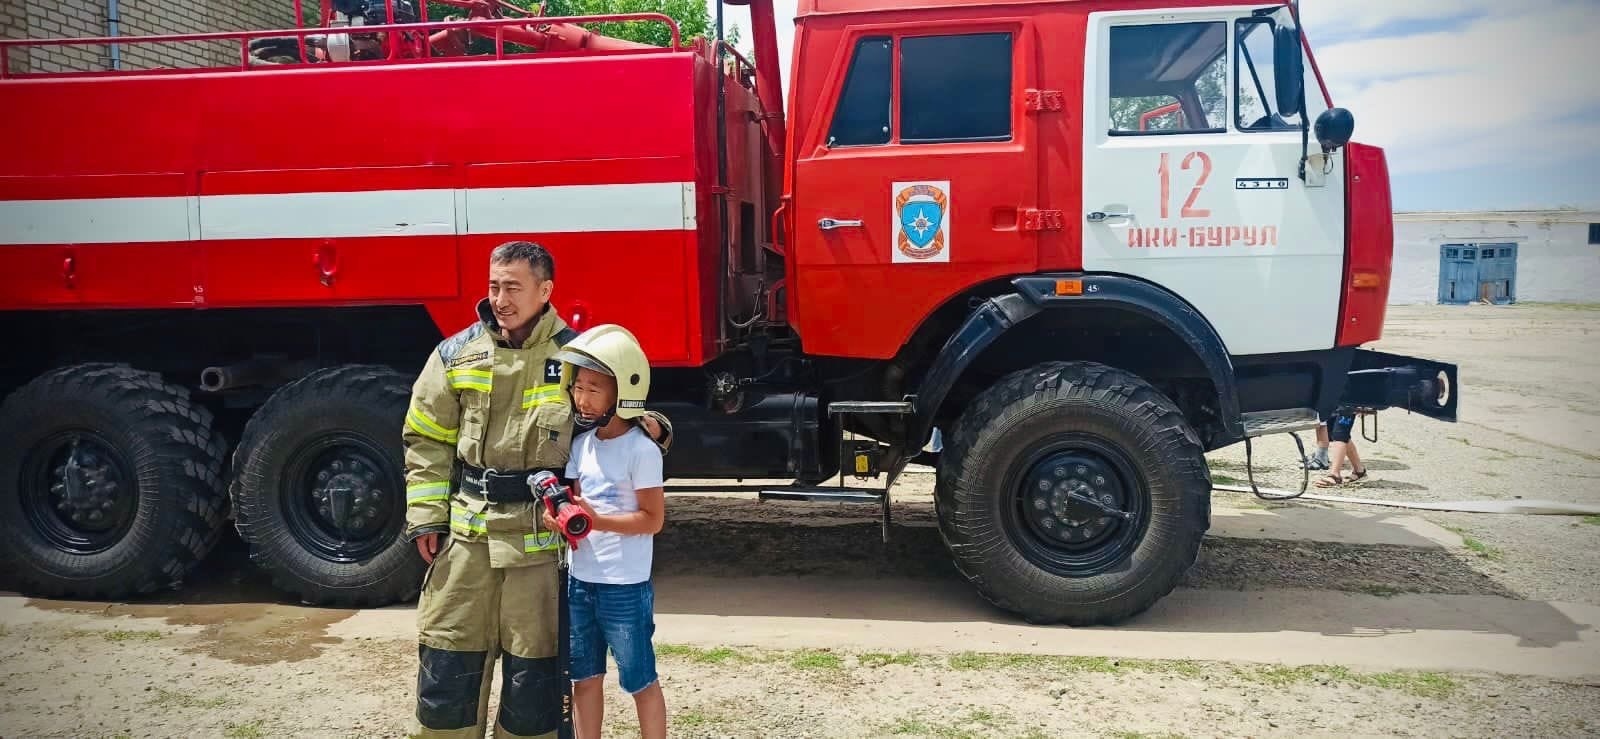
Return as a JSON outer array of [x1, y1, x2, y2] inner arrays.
[[1339, 349, 1458, 422]]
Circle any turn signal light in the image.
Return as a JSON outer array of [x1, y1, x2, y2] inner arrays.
[[1055, 279, 1084, 296], [1351, 271, 1383, 289]]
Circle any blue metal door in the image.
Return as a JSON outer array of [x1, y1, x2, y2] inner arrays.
[[1437, 244, 1477, 304], [1475, 243, 1518, 304]]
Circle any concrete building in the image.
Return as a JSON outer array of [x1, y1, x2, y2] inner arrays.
[[1390, 210, 1600, 305], [2, 0, 293, 74]]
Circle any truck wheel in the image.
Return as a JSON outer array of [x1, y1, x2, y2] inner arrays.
[[0, 364, 227, 599], [229, 365, 423, 607], [935, 361, 1209, 626]]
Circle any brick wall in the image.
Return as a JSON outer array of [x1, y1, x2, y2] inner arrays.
[[0, 0, 26, 74], [1, 0, 294, 74]]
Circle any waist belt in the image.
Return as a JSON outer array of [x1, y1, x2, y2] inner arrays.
[[458, 465, 559, 503]]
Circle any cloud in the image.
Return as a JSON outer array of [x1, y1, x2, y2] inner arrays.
[[1299, 0, 1502, 36], [1310, 0, 1600, 176]]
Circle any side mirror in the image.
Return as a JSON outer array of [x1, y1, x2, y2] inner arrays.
[[1314, 108, 1355, 152], [1273, 24, 1304, 116]]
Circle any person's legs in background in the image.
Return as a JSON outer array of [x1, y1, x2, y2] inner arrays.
[[1304, 424, 1330, 469], [1317, 409, 1367, 487]]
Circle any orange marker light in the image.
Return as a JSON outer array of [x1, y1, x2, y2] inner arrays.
[[1351, 272, 1382, 289], [1055, 279, 1084, 296]]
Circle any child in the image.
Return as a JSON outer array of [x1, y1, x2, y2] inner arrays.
[[1314, 405, 1369, 487], [546, 324, 667, 739]]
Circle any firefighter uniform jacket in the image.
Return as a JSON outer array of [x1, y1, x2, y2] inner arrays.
[[402, 299, 670, 569]]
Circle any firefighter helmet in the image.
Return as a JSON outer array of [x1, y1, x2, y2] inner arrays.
[[553, 324, 651, 426]]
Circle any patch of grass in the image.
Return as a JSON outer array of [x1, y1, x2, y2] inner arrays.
[[1238, 664, 1457, 698], [103, 629, 162, 643], [223, 721, 266, 739], [1444, 526, 1504, 560], [672, 709, 724, 729], [1154, 659, 1206, 679], [1210, 473, 1247, 486], [1583, 515, 1600, 526], [860, 651, 920, 668], [656, 644, 743, 664], [966, 708, 1003, 727], [888, 718, 942, 737], [947, 652, 1202, 678], [882, 707, 1011, 737], [1356, 583, 1408, 598], [148, 688, 229, 710], [790, 649, 844, 671]]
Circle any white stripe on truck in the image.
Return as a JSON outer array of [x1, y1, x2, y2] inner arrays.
[[0, 182, 698, 245]]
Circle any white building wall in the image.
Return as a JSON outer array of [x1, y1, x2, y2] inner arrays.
[[1390, 212, 1600, 304]]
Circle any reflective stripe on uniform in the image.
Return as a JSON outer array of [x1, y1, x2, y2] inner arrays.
[[523, 532, 562, 553], [406, 481, 450, 504], [446, 368, 492, 392], [522, 383, 562, 410], [407, 406, 460, 444], [450, 506, 487, 535]]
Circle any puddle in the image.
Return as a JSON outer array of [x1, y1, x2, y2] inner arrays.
[[20, 533, 356, 665], [25, 599, 355, 665]]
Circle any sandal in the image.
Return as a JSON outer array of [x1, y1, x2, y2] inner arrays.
[[1314, 469, 1369, 488]]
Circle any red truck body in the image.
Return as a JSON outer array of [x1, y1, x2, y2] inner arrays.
[[0, 34, 764, 368]]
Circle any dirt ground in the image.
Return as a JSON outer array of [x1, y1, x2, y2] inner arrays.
[[2, 304, 1599, 738]]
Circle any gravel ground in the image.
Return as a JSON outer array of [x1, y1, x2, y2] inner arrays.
[[1, 610, 1595, 739], [1206, 304, 1600, 606]]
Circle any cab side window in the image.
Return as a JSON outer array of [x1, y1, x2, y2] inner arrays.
[[1107, 22, 1227, 135], [826, 32, 1014, 147], [1236, 18, 1301, 131], [900, 33, 1013, 143], [828, 36, 892, 147]]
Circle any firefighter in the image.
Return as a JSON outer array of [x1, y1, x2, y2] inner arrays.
[[403, 240, 671, 739]]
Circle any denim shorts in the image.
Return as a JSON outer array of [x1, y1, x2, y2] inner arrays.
[[1328, 409, 1357, 443], [568, 577, 658, 694]]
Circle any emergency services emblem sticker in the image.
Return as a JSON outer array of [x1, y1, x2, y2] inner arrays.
[[892, 180, 951, 263]]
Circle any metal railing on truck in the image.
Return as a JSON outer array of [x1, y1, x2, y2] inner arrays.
[[0, 12, 683, 80]]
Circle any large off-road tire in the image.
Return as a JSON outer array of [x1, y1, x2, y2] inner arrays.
[[0, 364, 228, 599], [229, 364, 424, 607], [935, 361, 1210, 626]]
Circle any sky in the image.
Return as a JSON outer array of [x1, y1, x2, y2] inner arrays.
[[704, 0, 1600, 213]]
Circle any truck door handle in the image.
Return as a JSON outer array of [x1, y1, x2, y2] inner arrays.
[[1086, 210, 1132, 223], [818, 217, 863, 230]]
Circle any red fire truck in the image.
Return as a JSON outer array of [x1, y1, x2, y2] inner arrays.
[[0, 0, 1458, 625]]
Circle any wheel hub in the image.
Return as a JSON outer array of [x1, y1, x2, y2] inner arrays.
[[1019, 451, 1135, 553], [22, 432, 140, 554], [311, 453, 387, 540], [283, 434, 402, 564], [51, 442, 126, 532]]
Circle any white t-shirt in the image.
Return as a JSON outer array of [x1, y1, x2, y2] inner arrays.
[[565, 425, 664, 585]]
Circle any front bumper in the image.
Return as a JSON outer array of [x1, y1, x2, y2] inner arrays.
[[1339, 349, 1459, 422]]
